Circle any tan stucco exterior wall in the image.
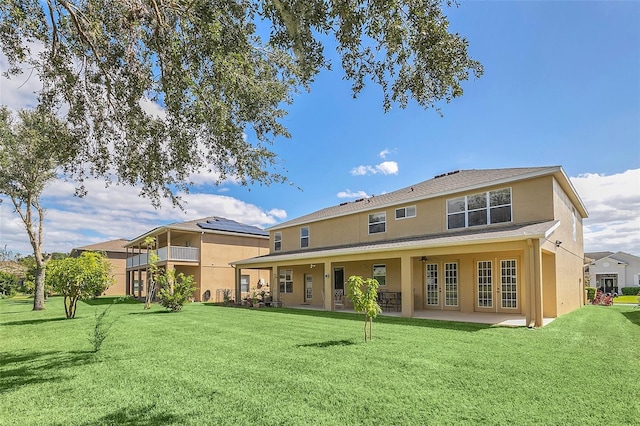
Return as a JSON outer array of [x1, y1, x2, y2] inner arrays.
[[197, 233, 269, 302], [103, 252, 127, 296], [271, 176, 557, 252], [551, 177, 585, 316]]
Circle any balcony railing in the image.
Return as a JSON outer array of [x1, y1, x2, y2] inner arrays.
[[126, 246, 199, 268]]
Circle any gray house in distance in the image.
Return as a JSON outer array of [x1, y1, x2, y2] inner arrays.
[[585, 251, 640, 293]]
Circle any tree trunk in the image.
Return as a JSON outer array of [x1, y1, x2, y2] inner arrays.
[[32, 254, 46, 311]]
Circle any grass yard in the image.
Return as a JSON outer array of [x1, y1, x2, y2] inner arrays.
[[1, 297, 639, 425]]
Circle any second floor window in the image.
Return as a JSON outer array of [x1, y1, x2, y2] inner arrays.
[[274, 232, 282, 251], [369, 212, 386, 234], [395, 205, 416, 220], [300, 227, 309, 248], [447, 188, 512, 230]]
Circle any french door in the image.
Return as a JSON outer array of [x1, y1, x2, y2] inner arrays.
[[425, 262, 459, 310], [476, 259, 519, 313]]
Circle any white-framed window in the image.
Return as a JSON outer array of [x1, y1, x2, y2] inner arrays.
[[572, 207, 577, 242], [274, 232, 282, 251], [279, 270, 293, 293], [373, 264, 386, 286], [240, 275, 250, 293], [300, 226, 309, 248], [240, 275, 251, 293], [395, 205, 416, 220], [369, 212, 386, 234], [447, 188, 512, 230]]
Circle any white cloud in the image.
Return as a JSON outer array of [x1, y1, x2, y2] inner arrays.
[[571, 168, 640, 255], [350, 161, 399, 176], [268, 209, 288, 220], [0, 54, 41, 110], [0, 176, 286, 255], [379, 148, 391, 159], [337, 189, 369, 199]]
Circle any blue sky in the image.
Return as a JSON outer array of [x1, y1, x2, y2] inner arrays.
[[1, 1, 639, 256]]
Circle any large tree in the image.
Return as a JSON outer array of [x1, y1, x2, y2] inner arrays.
[[0, 0, 482, 205], [0, 107, 74, 310]]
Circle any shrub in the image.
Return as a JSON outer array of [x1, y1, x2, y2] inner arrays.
[[585, 287, 597, 300], [157, 270, 197, 312], [0, 271, 19, 297], [621, 287, 640, 296]]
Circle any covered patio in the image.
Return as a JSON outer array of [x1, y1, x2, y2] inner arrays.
[[279, 303, 555, 327]]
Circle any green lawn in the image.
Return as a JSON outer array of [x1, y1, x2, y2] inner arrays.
[[614, 295, 640, 305], [1, 297, 638, 425]]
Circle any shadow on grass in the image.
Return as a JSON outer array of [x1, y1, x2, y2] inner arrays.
[[1, 317, 69, 326], [296, 339, 357, 348], [128, 310, 172, 315], [66, 404, 186, 426], [621, 310, 640, 326], [254, 307, 492, 332], [0, 350, 96, 394], [82, 296, 142, 306], [2, 298, 34, 304]]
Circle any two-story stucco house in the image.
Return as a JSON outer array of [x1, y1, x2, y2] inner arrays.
[[232, 166, 588, 327], [125, 217, 270, 302]]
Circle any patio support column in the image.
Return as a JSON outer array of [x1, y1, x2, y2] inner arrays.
[[125, 269, 130, 296], [400, 255, 414, 318], [526, 239, 543, 327], [167, 230, 171, 262], [234, 266, 241, 305], [272, 268, 279, 302], [323, 262, 332, 311]]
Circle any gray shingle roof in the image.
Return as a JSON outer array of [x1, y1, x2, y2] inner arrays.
[[72, 239, 129, 253], [270, 166, 573, 230]]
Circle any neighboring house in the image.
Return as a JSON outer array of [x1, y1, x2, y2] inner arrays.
[[125, 217, 269, 302], [71, 239, 129, 296], [584, 251, 640, 293], [232, 166, 588, 327]]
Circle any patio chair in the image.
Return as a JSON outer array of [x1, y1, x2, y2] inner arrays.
[[334, 289, 344, 309]]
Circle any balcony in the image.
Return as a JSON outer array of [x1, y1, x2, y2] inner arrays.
[[126, 246, 199, 268]]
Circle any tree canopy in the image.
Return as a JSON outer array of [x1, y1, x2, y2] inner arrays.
[[0, 0, 482, 204], [46, 251, 113, 318]]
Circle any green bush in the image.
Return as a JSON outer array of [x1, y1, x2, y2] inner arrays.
[[585, 287, 597, 300], [621, 287, 640, 296], [0, 271, 19, 297], [157, 271, 197, 312]]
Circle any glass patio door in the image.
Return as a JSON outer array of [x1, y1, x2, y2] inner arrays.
[[498, 259, 518, 312], [425, 263, 440, 307]]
